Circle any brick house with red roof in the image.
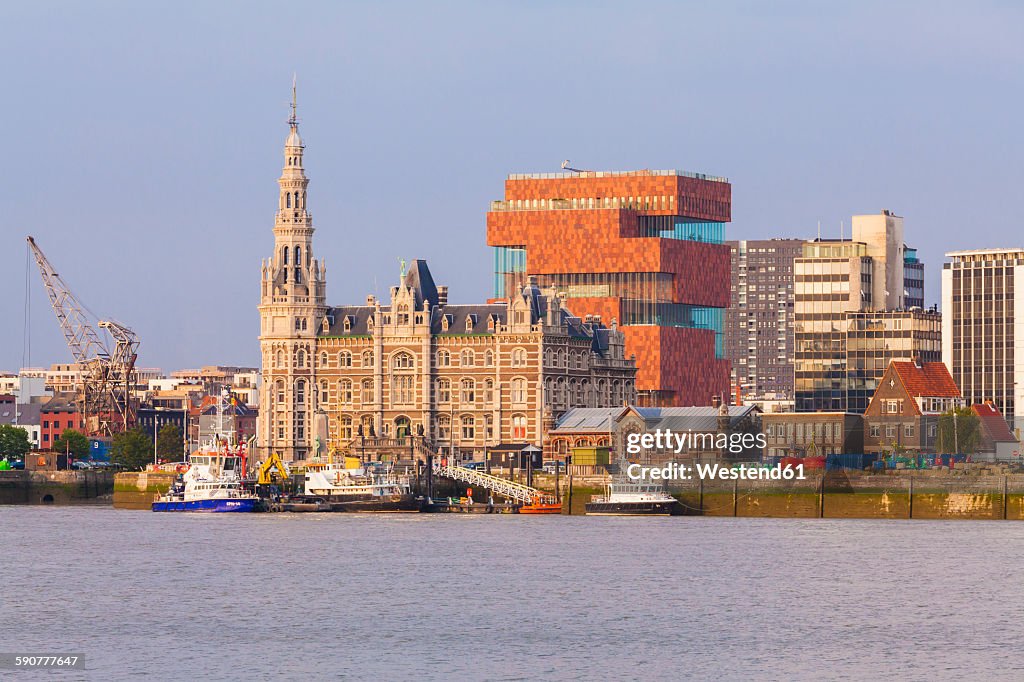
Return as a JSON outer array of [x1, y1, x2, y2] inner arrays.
[[863, 359, 962, 455]]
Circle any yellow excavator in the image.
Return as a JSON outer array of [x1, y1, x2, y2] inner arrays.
[[256, 452, 291, 487]]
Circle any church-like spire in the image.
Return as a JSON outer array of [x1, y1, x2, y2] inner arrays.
[[285, 73, 303, 151]]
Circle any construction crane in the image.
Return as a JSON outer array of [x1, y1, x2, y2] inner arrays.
[[26, 236, 140, 436]]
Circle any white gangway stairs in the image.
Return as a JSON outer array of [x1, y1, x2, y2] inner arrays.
[[433, 464, 554, 505]]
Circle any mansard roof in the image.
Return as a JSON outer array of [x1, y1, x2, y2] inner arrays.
[[403, 259, 438, 309]]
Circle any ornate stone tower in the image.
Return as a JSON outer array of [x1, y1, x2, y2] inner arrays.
[[258, 80, 327, 462]]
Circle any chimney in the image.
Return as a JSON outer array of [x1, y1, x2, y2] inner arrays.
[[914, 354, 922, 369], [711, 394, 722, 408], [437, 286, 448, 307]]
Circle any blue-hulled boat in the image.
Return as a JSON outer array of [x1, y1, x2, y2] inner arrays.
[[152, 447, 260, 513]]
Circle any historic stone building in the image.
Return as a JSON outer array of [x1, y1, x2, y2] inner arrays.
[[258, 94, 637, 462]]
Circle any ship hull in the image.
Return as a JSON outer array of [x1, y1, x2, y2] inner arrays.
[[585, 500, 681, 516], [152, 498, 260, 513], [327, 495, 422, 513]]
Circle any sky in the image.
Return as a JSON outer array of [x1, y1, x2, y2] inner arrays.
[[2, 0, 1022, 373]]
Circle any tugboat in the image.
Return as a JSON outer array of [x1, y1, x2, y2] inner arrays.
[[302, 455, 422, 512], [152, 445, 260, 512], [585, 461, 682, 516]]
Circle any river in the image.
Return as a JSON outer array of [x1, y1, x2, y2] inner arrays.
[[2, 507, 1022, 680]]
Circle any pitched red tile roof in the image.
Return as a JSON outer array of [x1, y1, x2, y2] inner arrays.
[[972, 402, 1017, 442], [890, 361, 961, 398]]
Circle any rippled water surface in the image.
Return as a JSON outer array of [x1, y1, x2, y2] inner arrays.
[[2, 507, 1023, 681]]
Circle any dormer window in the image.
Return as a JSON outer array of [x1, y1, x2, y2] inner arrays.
[[465, 316, 475, 333], [343, 316, 352, 333]]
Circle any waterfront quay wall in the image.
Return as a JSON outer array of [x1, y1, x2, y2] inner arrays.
[[531, 472, 1024, 519], [668, 473, 1024, 520], [0, 470, 114, 505], [113, 471, 178, 510]]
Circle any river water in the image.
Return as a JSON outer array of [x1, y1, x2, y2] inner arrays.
[[2, 507, 1023, 681]]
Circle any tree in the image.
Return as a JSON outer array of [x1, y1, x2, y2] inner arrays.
[[0, 424, 31, 458], [937, 407, 980, 454], [156, 424, 182, 463], [111, 428, 154, 470], [53, 429, 89, 459]]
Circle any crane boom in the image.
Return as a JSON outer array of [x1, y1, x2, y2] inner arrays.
[[26, 236, 140, 436]]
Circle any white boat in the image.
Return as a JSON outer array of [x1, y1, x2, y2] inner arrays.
[[152, 446, 260, 512], [586, 462, 681, 516], [302, 457, 420, 512]]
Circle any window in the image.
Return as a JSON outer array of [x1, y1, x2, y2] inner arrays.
[[904, 424, 914, 437], [886, 400, 898, 414], [361, 379, 374, 403], [339, 415, 353, 440], [320, 381, 329, 404], [511, 378, 527, 403], [574, 352, 583, 370], [361, 350, 374, 367], [484, 379, 494, 405], [886, 424, 896, 439], [276, 380, 285, 404], [295, 380, 306, 404], [437, 350, 450, 367], [296, 349, 306, 368], [461, 415, 475, 440], [461, 378, 475, 403], [339, 379, 353, 404], [339, 351, 352, 367], [320, 352, 328, 367], [392, 351, 414, 369], [397, 304, 410, 325], [512, 415, 527, 440], [512, 348, 527, 367], [275, 350, 283, 368], [484, 350, 494, 367], [484, 414, 494, 440], [461, 349, 475, 366], [437, 415, 451, 440], [392, 375, 414, 404], [437, 379, 451, 403]]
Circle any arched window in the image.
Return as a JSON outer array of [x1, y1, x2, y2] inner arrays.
[[575, 352, 584, 370], [544, 348, 553, 366], [484, 350, 494, 367], [392, 351, 414, 369], [484, 379, 494, 405], [295, 380, 306, 403], [361, 379, 374, 403], [511, 414, 527, 440], [276, 380, 285, 404], [339, 351, 352, 367], [512, 348, 527, 367], [437, 379, 451, 402], [276, 350, 283, 368], [339, 379, 352, 404], [436, 350, 450, 367], [296, 349, 306, 368], [461, 378, 475, 403], [397, 303, 410, 325], [583, 380, 592, 406], [295, 318, 301, 331], [286, 193, 292, 208], [461, 349, 474, 366], [295, 246, 301, 265], [461, 415, 475, 440], [511, 378, 527, 404], [436, 415, 451, 440], [612, 380, 621, 405], [339, 415, 353, 440], [361, 350, 374, 367], [320, 352, 328, 368], [282, 246, 289, 265], [294, 192, 300, 210]]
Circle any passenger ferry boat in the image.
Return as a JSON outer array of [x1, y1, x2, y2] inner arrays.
[[152, 446, 260, 513], [303, 456, 421, 512], [585, 462, 682, 516]]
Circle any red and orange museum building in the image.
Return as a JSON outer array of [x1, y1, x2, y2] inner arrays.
[[487, 168, 731, 407]]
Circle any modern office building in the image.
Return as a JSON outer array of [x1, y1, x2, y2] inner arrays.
[[486, 168, 731, 407], [942, 248, 1024, 435], [794, 211, 934, 413], [725, 239, 803, 401]]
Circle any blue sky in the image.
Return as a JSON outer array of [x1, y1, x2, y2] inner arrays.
[[2, 1, 1022, 372]]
